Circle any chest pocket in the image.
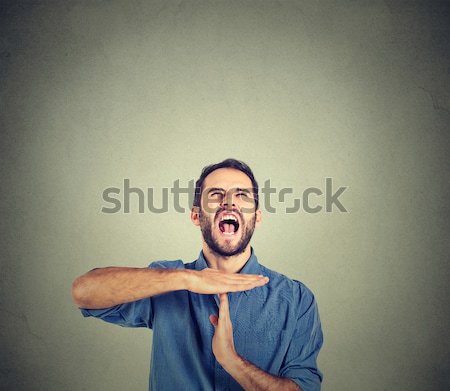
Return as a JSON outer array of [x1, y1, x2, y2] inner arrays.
[[255, 304, 286, 335]]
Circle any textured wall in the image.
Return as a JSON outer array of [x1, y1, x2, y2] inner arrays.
[[1, 1, 449, 390]]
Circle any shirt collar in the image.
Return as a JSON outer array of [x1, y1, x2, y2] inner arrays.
[[195, 248, 262, 296], [238, 248, 261, 275]]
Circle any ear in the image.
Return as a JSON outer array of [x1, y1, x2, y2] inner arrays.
[[191, 206, 200, 226], [255, 209, 262, 227]]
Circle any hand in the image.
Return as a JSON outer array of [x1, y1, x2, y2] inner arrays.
[[185, 269, 269, 294], [209, 293, 238, 366]]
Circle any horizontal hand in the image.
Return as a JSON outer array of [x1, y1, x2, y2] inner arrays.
[[186, 269, 269, 294], [72, 266, 268, 309]]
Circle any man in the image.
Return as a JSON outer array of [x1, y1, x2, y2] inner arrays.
[[72, 159, 323, 391]]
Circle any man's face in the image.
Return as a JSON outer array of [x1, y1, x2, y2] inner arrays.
[[193, 168, 261, 257]]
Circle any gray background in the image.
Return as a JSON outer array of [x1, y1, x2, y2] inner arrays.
[[1, 1, 449, 390]]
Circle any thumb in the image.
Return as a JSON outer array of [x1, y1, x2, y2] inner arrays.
[[209, 314, 218, 328]]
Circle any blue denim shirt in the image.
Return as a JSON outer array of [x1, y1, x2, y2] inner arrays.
[[81, 250, 323, 391]]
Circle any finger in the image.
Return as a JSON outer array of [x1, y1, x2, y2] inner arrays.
[[209, 314, 218, 328], [223, 277, 269, 292], [209, 270, 267, 281], [219, 275, 269, 286], [229, 277, 269, 287], [218, 293, 230, 320], [226, 273, 268, 281]]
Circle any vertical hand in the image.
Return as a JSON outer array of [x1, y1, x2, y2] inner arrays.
[[209, 293, 238, 366]]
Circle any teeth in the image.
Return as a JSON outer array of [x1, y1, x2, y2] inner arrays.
[[221, 214, 237, 221]]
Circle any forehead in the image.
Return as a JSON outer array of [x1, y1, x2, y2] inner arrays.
[[202, 168, 253, 190]]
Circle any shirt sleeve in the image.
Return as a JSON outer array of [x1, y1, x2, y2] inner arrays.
[[79, 260, 183, 329], [280, 283, 324, 391]]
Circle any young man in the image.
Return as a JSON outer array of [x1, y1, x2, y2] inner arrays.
[[72, 159, 323, 391]]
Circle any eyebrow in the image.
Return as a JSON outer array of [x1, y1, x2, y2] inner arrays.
[[206, 187, 226, 194], [235, 188, 251, 194], [206, 187, 252, 194]]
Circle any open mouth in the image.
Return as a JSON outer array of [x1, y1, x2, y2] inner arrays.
[[218, 214, 240, 235]]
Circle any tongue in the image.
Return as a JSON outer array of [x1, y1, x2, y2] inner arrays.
[[223, 223, 235, 233]]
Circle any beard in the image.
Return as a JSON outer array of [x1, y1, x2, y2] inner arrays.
[[199, 208, 256, 257]]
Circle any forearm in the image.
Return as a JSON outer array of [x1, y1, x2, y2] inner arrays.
[[71, 267, 188, 309], [222, 355, 301, 391]]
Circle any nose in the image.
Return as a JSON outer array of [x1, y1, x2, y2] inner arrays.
[[220, 192, 236, 210]]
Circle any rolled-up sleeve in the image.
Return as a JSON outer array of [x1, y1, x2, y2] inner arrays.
[[80, 297, 154, 328], [280, 285, 324, 391]]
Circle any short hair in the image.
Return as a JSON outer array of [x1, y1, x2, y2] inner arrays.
[[193, 158, 259, 209]]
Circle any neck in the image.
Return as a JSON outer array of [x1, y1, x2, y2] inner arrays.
[[202, 244, 252, 273]]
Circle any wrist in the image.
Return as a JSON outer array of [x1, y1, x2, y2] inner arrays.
[[218, 351, 242, 373], [181, 269, 195, 291]]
